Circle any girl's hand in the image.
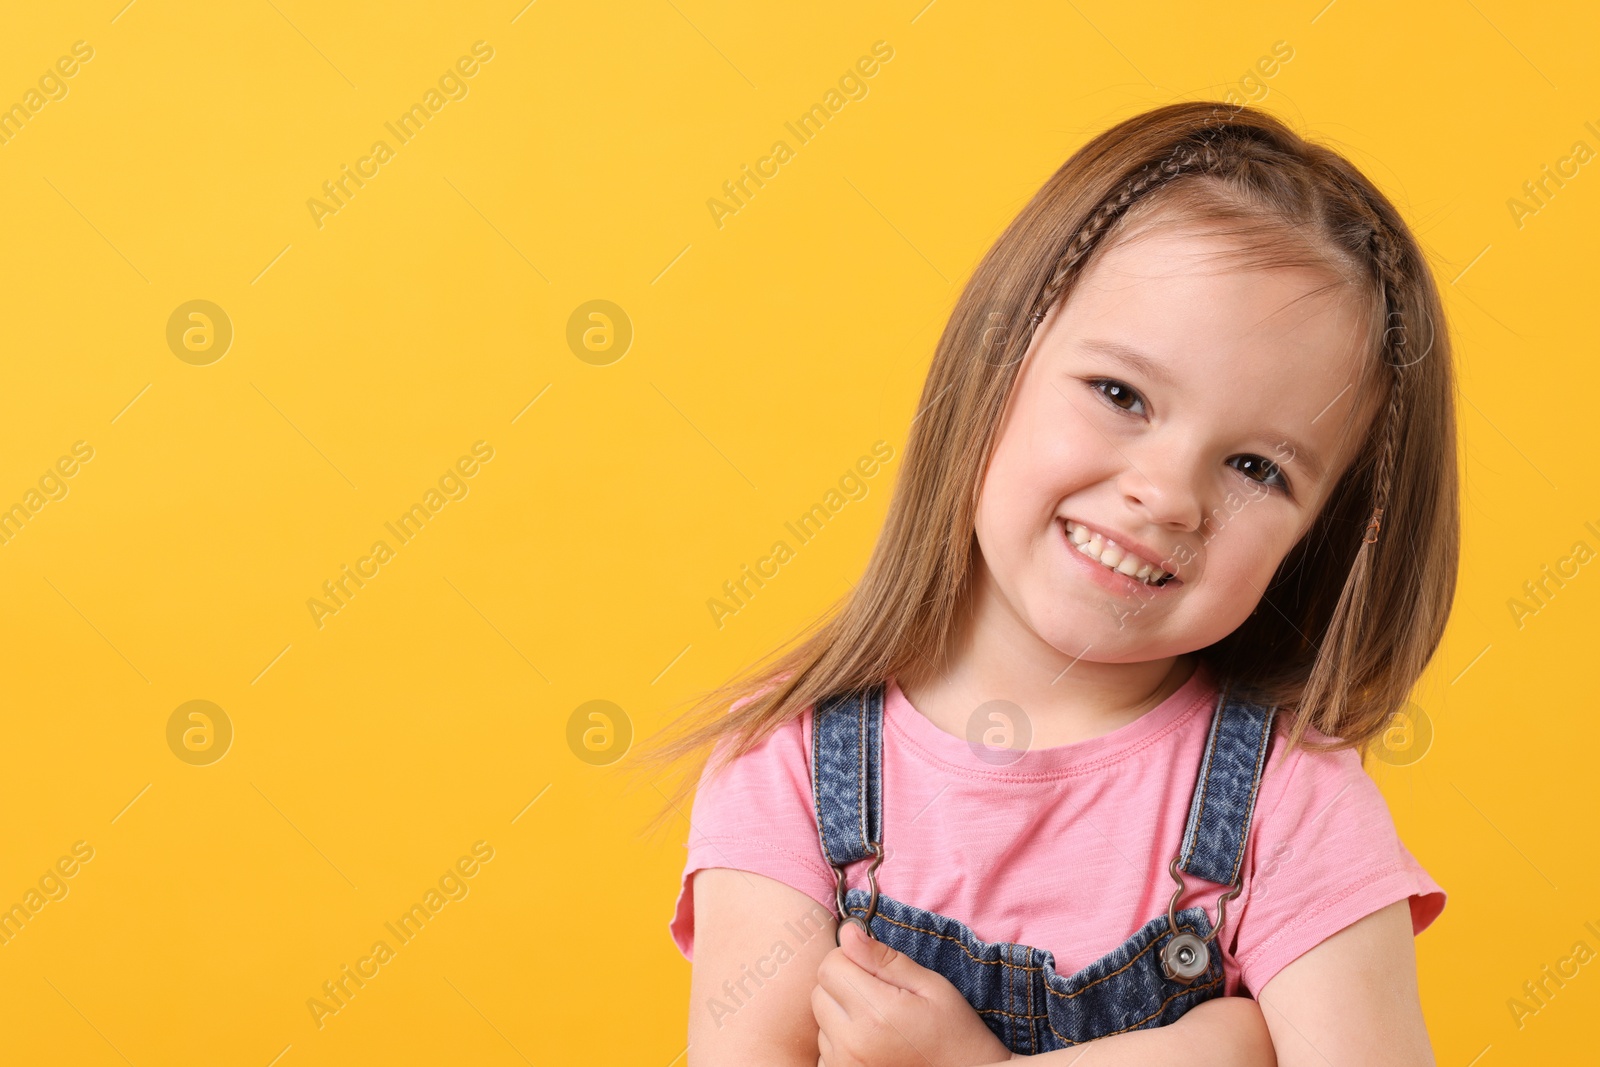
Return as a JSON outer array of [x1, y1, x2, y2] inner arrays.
[[811, 921, 1015, 1066]]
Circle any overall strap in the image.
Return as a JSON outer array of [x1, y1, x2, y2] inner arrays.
[[810, 683, 885, 867], [1175, 688, 1278, 887]]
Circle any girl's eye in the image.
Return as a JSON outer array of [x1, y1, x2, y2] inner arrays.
[[1087, 378, 1145, 415], [1230, 455, 1292, 495], [1085, 377, 1294, 497]]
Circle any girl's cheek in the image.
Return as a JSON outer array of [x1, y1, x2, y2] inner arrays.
[[1226, 530, 1294, 581]]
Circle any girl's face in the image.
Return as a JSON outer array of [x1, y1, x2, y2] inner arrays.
[[973, 216, 1383, 665]]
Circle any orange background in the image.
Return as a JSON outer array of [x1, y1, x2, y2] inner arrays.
[[0, 1, 1594, 1063]]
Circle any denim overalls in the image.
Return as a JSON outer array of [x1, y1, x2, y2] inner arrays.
[[812, 681, 1277, 1053]]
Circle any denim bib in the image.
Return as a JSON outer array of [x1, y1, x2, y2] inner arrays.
[[811, 682, 1276, 1053]]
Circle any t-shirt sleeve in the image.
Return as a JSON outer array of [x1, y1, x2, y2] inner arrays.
[[668, 705, 837, 961], [1228, 731, 1447, 996]]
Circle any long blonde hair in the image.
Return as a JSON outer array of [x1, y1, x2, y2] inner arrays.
[[631, 100, 1459, 834]]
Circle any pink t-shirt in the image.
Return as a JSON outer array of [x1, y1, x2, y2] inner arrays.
[[670, 660, 1446, 997]]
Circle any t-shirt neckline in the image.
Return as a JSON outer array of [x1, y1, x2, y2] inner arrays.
[[884, 659, 1218, 779]]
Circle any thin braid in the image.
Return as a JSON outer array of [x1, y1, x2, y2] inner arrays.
[[1362, 369, 1402, 548], [1361, 229, 1412, 550], [1026, 134, 1227, 330]]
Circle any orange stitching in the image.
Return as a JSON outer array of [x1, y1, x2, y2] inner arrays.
[[1190, 700, 1273, 889], [1005, 943, 1012, 1043], [1176, 692, 1225, 866], [856, 689, 867, 854], [849, 905, 1222, 1047], [1026, 944, 1036, 1054], [848, 905, 1206, 1001], [812, 704, 831, 867], [1045, 975, 1224, 1045], [1186, 702, 1223, 870], [849, 907, 1038, 970], [870, 686, 881, 851], [1226, 710, 1274, 886], [1040, 924, 1201, 1001], [1004, 942, 1013, 1046], [814, 686, 882, 871], [1011, 943, 1022, 1047], [976, 1005, 1047, 1021]]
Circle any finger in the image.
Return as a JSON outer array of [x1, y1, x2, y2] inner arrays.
[[837, 922, 938, 997], [815, 949, 895, 1018], [810, 980, 850, 1033], [812, 993, 845, 1067], [821, 964, 938, 1066], [838, 921, 876, 966]]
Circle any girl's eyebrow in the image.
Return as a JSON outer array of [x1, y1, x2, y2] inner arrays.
[[1078, 336, 1330, 482], [1076, 338, 1176, 387], [1259, 428, 1328, 482]]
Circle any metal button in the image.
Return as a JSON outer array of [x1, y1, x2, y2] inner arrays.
[[835, 914, 872, 945], [1161, 932, 1210, 983]]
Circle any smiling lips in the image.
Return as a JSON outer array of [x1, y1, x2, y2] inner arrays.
[[1062, 519, 1178, 587]]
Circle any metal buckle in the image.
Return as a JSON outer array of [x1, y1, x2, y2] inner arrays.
[[831, 841, 884, 946], [1160, 855, 1241, 983]]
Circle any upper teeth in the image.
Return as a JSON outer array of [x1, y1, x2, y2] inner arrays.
[[1064, 521, 1174, 585]]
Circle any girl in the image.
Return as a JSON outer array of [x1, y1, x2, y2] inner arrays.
[[636, 100, 1458, 1065]]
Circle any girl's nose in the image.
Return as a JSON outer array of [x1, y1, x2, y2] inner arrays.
[[1117, 451, 1206, 533]]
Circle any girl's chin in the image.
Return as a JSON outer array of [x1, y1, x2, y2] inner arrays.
[[1025, 607, 1149, 648], [1021, 595, 1202, 650]]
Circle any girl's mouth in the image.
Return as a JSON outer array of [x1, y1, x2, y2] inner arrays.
[[1059, 518, 1183, 591]]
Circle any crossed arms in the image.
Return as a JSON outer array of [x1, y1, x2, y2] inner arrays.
[[686, 868, 1436, 1067]]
